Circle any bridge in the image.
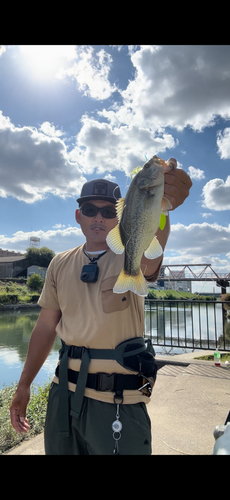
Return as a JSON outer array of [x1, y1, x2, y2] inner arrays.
[[158, 264, 230, 293]]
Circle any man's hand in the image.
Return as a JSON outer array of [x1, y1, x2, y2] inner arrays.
[[10, 386, 31, 434], [164, 157, 193, 211]]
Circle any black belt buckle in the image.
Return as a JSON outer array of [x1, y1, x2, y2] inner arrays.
[[96, 373, 115, 392]]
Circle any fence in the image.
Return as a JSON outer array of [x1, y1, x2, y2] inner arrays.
[[144, 299, 230, 351]]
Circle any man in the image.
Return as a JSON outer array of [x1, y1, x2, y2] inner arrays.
[[10, 158, 192, 454]]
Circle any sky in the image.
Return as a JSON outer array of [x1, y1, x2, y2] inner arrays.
[[0, 44, 230, 293]]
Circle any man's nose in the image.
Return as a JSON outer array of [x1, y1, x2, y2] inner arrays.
[[94, 209, 104, 222]]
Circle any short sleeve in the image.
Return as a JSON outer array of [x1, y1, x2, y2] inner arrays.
[[38, 258, 60, 310]]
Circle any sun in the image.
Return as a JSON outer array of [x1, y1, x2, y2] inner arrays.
[[19, 45, 76, 82]]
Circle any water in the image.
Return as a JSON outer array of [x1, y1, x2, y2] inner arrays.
[[0, 307, 61, 390], [145, 301, 230, 355], [1, 303, 229, 390]]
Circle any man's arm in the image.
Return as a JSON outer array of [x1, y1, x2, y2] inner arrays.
[[141, 216, 170, 278], [141, 158, 192, 278], [10, 307, 61, 434]]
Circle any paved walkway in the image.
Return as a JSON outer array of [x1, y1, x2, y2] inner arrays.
[[4, 350, 230, 455]]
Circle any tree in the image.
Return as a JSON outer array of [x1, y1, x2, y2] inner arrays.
[[25, 247, 55, 268], [27, 273, 44, 291]]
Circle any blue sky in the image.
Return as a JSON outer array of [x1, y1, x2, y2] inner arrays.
[[0, 45, 230, 292]]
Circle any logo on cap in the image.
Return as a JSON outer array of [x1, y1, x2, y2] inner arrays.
[[93, 182, 107, 196]]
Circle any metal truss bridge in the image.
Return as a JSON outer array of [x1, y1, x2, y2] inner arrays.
[[159, 264, 230, 292]]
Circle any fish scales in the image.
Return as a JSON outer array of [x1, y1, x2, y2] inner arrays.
[[106, 155, 173, 296]]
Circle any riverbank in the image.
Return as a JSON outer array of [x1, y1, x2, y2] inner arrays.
[[0, 303, 41, 311], [0, 381, 51, 455], [0, 279, 42, 307]]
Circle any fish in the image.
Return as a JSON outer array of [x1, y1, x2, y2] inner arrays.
[[106, 155, 174, 297]]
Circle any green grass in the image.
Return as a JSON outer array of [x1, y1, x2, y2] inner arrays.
[[147, 288, 217, 301], [0, 280, 41, 305], [0, 381, 51, 454], [194, 353, 230, 362]]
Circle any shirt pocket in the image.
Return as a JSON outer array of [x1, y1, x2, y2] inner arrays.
[[101, 276, 130, 314]]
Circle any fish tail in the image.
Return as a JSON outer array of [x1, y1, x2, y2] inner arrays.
[[113, 268, 148, 297]]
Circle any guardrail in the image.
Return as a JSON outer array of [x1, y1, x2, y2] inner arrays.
[[144, 299, 230, 351]]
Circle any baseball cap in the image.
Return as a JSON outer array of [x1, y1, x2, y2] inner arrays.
[[77, 179, 121, 206]]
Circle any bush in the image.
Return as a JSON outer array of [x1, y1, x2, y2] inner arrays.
[[0, 293, 18, 304], [27, 274, 44, 292], [29, 293, 40, 303], [0, 381, 51, 454]]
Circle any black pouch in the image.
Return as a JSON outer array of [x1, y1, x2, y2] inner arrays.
[[114, 337, 157, 395]]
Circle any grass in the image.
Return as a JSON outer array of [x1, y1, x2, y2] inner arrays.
[[0, 280, 41, 305], [147, 288, 217, 301], [0, 381, 51, 454], [194, 353, 230, 362]]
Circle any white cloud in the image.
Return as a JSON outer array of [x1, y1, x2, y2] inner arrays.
[[217, 128, 230, 159], [0, 112, 86, 203], [202, 177, 230, 211], [70, 115, 177, 176], [168, 222, 230, 259], [0, 45, 6, 57], [39, 122, 64, 138], [99, 45, 230, 132], [57, 46, 117, 100], [201, 212, 212, 218], [0, 227, 84, 254], [188, 166, 205, 180]]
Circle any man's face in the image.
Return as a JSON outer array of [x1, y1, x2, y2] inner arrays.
[[75, 199, 118, 251]]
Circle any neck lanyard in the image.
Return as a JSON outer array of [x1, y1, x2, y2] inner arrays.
[[83, 246, 107, 264]]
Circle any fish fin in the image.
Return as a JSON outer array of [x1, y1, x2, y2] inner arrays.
[[116, 197, 125, 222], [113, 268, 148, 297], [161, 196, 172, 215], [106, 224, 124, 254], [144, 236, 163, 259]]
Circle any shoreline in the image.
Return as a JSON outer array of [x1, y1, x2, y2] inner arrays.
[[0, 303, 41, 311]]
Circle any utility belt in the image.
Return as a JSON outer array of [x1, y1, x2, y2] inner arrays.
[[57, 337, 157, 437]]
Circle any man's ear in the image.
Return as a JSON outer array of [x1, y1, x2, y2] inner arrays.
[[75, 209, 81, 224]]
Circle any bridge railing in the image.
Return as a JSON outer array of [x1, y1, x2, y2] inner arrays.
[[144, 299, 230, 351]]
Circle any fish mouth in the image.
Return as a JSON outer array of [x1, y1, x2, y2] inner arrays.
[[155, 156, 175, 171]]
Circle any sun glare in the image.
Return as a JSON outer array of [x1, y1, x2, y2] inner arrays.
[[19, 45, 76, 82]]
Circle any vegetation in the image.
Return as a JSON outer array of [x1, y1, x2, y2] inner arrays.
[[147, 289, 217, 301], [194, 353, 230, 362], [220, 293, 230, 311], [25, 247, 55, 268], [0, 381, 51, 454], [27, 273, 44, 292], [0, 279, 42, 305]]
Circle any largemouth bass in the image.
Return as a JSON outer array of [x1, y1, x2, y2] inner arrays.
[[106, 155, 174, 297]]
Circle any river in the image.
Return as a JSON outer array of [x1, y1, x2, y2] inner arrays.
[[1, 303, 229, 390], [0, 307, 61, 390]]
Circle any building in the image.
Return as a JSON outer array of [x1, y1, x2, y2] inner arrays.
[[0, 248, 24, 257], [164, 270, 192, 293], [27, 265, 47, 279], [0, 256, 27, 278]]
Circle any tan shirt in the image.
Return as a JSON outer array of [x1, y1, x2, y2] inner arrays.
[[38, 245, 161, 404]]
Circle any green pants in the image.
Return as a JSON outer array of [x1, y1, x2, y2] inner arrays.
[[44, 382, 152, 455]]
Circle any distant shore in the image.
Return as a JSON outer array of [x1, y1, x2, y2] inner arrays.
[[0, 303, 41, 311]]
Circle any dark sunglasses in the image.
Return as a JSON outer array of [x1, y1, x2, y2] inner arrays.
[[80, 203, 117, 219]]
